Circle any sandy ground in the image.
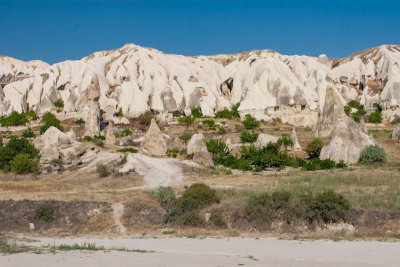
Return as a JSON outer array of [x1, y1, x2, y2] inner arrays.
[[2, 237, 400, 266]]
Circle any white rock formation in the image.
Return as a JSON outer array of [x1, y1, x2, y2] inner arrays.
[[319, 114, 375, 164], [290, 128, 301, 151], [33, 126, 78, 163], [84, 101, 101, 137], [254, 133, 279, 147], [392, 124, 400, 142], [186, 133, 214, 167], [141, 119, 167, 156], [1, 44, 400, 125]]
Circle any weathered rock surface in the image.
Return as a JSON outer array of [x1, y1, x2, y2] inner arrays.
[[2, 44, 400, 125], [312, 87, 345, 138], [254, 133, 279, 147], [105, 122, 116, 146], [84, 101, 100, 137], [392, 124, 400, 142], [141, 119, 167, 156], [290, 127, 301, 151], [186, 133, 214, 167], [319, 114, 375, 164]]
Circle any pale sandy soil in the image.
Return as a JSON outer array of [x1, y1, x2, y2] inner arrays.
[[2, 237, 400, 267]]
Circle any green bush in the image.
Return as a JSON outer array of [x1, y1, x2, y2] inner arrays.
[[217, 125, 227, 134], [344, 100, 365, 122], [117, 108, 123, 117], [277, 134, 293, 151], [240, 130, 259, 143], [0, 111, 28, 127], [34, 205, 54, 222], [368, 111, 382, 123], [242, 114, 259, 129], [53, 98, 64, 108], [302, 158, 338, 171], [0, 137, 40, 172], [179, 134, 191, 144], [214, 103, 240, 119], [245, 191, 292, 222], [83, 136, 92, 142], [191, 107, 203, 118], [179, 211, 202, 226], [167, 148, 179, 158], [50, 158, 63, 166], [305, 138, 323, 159], [119, 129, 132, 137], [22, 127, 36, 138], [117, 148, 138, 153], [40, 112, 63, 134], [359, 145, 387, 165], [75, 118, 85, 124], [305, 190, 350, 223], [205, 139, 230, 157], [202, 120, 216, 129], [96, 164, 110, 177], [210, 211, 227, 228], [156, 186, 176, 206], [25, 110, 38, 120], [178, 116, 195, 128], [10, 154, 38, 174], [163, 184, 219, 225]]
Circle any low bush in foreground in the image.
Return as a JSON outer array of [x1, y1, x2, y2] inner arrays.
[[96, 164, 110, 177], [244, 190, 350, 224], [162, 184, 219, 225], [302, 158, 346, 171], [10, 153, 38, 174], [359, 145, 386, 165], [117, 148, 138, 153], [34, 205, 54, 222], [305, 138, 323, 159]]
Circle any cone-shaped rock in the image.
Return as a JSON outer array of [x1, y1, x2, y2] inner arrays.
[[320, 113, 375, 164], [290, 127, 301, 151], [187, 133, 214, 167], [312, 87, 345, 138], [255, 133, 278, 147], [141, 119, 167, 155]]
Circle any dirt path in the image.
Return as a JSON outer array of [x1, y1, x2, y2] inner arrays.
[[4, 237, 399, 267], [111, 203, 126, 233]]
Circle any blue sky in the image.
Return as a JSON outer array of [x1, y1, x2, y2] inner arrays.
[[1, 0, 399, 64]]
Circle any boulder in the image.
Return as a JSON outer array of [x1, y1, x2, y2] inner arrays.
[[320, 113, 375, 164], [84, 101, 100, 136], [254, 133, 278, 147], [290, 127, 301, 151], [105, 122, 116, 146], [187, 133, 208, 154], [186, 133, 214, 167], [392, 124, 400, 142], [141, 119, 167, 155], [33, 126, 73, 163], [312, 87, 345, 138]]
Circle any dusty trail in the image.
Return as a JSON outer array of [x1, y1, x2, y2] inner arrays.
[[3, 237, 400, 267]]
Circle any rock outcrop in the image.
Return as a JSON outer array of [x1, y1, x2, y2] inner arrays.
[[290, 127, 301, 151], [141, 119, 167, 156], [392, 124, 400, 143], [254, 133, 279, 147], [186, 133, 214, 167], [319, 114, 375, 164], [33, 126, 79, 163], [2, 44, 400, 125], [312, 87, 345, 138], [84, 101, 100, 137], [105, 122, 116, 146]]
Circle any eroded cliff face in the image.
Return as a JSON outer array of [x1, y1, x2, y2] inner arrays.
[[1, 44, 399, 126]]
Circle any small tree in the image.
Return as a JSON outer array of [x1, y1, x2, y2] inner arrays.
[[40, 112, 63, 134], [179, 133, 191, 144], [53, 98, 64, 108], [242, 114, 259, 129], [22, 127, 36, 138], [10, 153, 38, 174], [305, 138, 323, 159], [191, 107, 203, 118], [240, 130, 259, 143], [178, 116, 195, 128], [278, 134, 293, 151], [359, 145, 386, 165]]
